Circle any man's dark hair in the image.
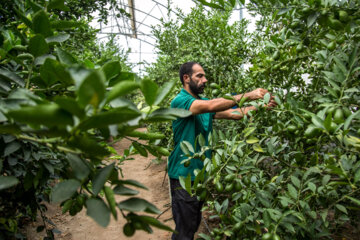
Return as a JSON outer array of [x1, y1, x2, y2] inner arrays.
[[179, 62, 199, 85]]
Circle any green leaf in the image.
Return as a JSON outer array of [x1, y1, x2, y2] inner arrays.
[[290, 176, 301, 189], [34, 54, 56, 66], [288, 183, 298, 199], [237, 95, 248, 108], [246, 136, 259, 144], [68, 135, 110, 157], [113, 185, 139, 196], [77, 107, 140, 130], [198, 134, 205, 147], [92, 163, 114, 195], [51, 20, 81, 29], [77, 70, 106, 108], [4, 142, 21, 156], [101, 60, 121, 81], [154, 80, 176, 106], [345, 196, 360, 206], [7, 103, 73, 127], [51, 179, 81, 203], [147, 108, 192, 121], [29, 35, 49, 57], [141, 79, 158, 106], [0, 176, 19, 191], [132, 142, 148, 157], [107, 81, 140, 103], [45, 34, 70, 44], [335, 204, 348, 214], [344, 110, 360, 130], [253, 143, 264, 152], [56, 47, 77, 65], [118, 197, 160, 214], [307, 12, 319, 27], [55, 96, 85, 119], [47, 0, 70, 11], [179, 174, 192, 195], [324, 112, 332, 132], [40, 58, 73, 86], [321, 175, 330, 185], [86, 198, 110, 227], [133, 215, 174, 232], [14, 9, 33, 29], [264, 92, 270, 104], [311, 115, 324, 129], [308, 182, 316, 193], [104, 186, 117, 220], [66, 153, 90, 181], [117, 179, 148, 190], [33, 10, 51, 37], [182, 140, 194, 154], [243, 127, 256, 138]]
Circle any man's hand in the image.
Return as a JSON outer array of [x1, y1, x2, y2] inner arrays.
[[246, 88, 269, 100], [265, 98, 278, 109]]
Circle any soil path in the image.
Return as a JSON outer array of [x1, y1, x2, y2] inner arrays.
[[26, 130, 175, 240]]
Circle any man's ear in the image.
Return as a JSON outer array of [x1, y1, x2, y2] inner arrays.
[[183, 74, 190, 84]]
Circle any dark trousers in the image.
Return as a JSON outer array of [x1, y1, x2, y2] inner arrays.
[[170, 178, 203, 240]]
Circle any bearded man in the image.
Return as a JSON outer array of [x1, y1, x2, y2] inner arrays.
[[168, 62, 276, 240]]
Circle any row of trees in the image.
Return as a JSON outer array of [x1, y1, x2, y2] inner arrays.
[[0, 0, 185, 238], [150, 0, 360, 239]]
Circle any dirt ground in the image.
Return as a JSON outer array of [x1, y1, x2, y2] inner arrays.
[[25, 131, 210, 240]]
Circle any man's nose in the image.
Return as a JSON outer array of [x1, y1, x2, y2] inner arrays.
[[203, 78, 208, 83]]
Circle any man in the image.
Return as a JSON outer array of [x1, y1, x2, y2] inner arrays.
[[168, 62, 276, 240]]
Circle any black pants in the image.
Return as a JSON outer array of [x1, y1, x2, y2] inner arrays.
[[170, 178, 203, 240]]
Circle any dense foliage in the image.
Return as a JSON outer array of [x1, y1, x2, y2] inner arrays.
[[150, 0, 360, 239], [0, 0, 185, 239], [147, 5, 250, 148]]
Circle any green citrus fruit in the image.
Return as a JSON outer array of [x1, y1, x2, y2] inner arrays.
[[215, 182, 224, 192], [212, 89, 220, 96], [329, 122, 338, 133], [333, 108, 344, 124], [262, 233, 272, 240], [224, 174, 236, 182], [304, 125, 322, 138], [184, 160, 190, 167], [235, 180, 242, 191], [328, 17, 343, 30], [210, 83, 220, 89], [123, 223, 135, 237], [287, 125, 297, 133], [339, 10, 349, 22], [342, 107, 351, 118], [272, 234, 281, 240]]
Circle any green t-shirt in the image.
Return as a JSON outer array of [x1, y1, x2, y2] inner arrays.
[[168, 89, 215, 180]]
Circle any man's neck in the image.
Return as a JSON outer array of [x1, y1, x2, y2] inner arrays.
[[183, 86, 199, 99]]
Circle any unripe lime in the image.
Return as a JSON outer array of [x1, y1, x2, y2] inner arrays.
[[287, 125, 297, 133], [262, 233, 272, 240], [215, 182, 224, 192], [333, 108, 344, 124], [342, 107, 351, 118], [123, 223, 135, 237], [339, 10, 349, 22], [304, 125, 321, 138], [224, 174, 236, 182]]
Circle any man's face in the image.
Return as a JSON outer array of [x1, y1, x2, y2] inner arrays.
[[187, 64, 207, 96]]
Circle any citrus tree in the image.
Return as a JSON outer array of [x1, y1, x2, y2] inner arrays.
[[0, 0, 187, 238], [150, 0, 360, 239]]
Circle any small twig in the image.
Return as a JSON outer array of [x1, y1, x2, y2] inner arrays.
[[202, 215, 212, 234], [162, 170, 168, 187], [156, 205, 172, 219]]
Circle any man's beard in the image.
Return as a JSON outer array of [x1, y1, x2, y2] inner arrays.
[[189, 77, 205, 96]]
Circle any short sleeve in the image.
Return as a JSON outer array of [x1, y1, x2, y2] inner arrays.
[[171, 93, 196, 110]]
